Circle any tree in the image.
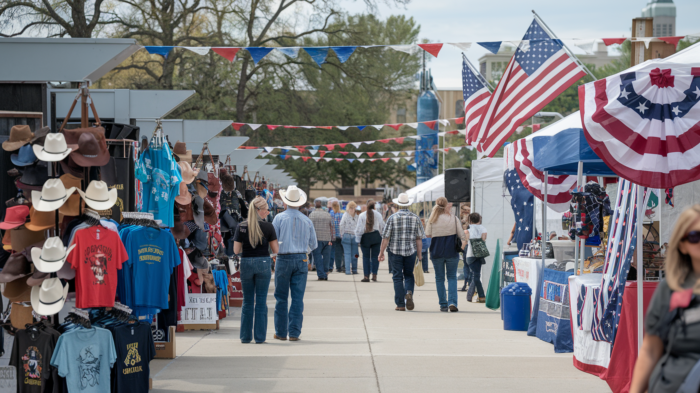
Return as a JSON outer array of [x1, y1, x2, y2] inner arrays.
[[0, 0, 104, 37]]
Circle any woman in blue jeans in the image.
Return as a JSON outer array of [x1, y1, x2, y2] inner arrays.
[[355, 199, 385, 282], [233, 196, 279, 343], [339, 201, 360, 274], [424, 197, 468, 312], [465, 212, 488, 303]]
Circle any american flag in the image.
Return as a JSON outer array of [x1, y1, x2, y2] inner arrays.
[[462, 56, 491, 147], [474, 18, 586, 157]]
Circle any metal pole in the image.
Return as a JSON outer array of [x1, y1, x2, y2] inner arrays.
[[637, 184, 644, 352], [574, 161, 584, 274], [542, 172, 548, 270]]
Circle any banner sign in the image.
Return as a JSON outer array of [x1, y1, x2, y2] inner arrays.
[[179, 293, 219, 324]]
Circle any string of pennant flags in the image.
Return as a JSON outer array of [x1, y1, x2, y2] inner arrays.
[[142, 35, 692, 66], [259, 145, 473, 159], [231, 118, 460, 133]]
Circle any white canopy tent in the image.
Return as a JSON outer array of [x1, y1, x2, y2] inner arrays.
[[405, 174, 444, 203]]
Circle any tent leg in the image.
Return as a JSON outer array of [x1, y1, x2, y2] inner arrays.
[[574, 161, 584, 275], [637, 184, 644, 352], [542, 171, 548, 269]]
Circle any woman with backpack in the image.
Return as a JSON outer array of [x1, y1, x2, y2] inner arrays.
[[631, 205, 700, 393]]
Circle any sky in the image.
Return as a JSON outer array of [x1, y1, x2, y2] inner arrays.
[[345, 0, 700, 89]]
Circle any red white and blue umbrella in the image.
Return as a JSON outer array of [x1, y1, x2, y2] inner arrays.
[[579, 64, 700, 188]]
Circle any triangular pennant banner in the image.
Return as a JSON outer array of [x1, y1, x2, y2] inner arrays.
[[424, 120, 437, 130], [395, 137, 405, 144], [408, 135, 421, 140], [144, 46, 175, 58], [417, 43, 444, 57], [323, 144, 335, 151], [357, 126, 367, 131], [324, 157, 332, 162], [455, 117, 465, 124], [335, 158, 343, 162], [302, 156, 310, 162], [245, 47, 275, 65], [448, 42, 472, 51], [372, 125, 384, 130], [381, 158, 391, 162], [183, 47, 211, 55], [389, 45, 420, 55], [392, 157, 401, 162], [310, 145, 320, 150], [248, 124, 262, 130], [337, 126, 350, 131], [267, 125, 280, 130], [340, 152, 349, 156], [358, 159, 366, 163], [303, 47, 330, 66], [367, 152, 376, 157], [348, 159, 355, 163], [232, 122, 245, 131], [264, 147, 275, 153], [308, 149, 318, 156], [352, 152, 363, 157], [319, 151, 327, 158], [602, 38, 627, 46], [337, 143, 348, 148], [477, 41, 502, 54], [405, 122, 418, 128], [277, 47, 300, 58], [212, 47, 241, 62], [313, 157, 321, 162], [351, 142, 363, 148], [279, 155, 286, 159], [659, 36, 685, 48], [331, 46, 357, 63], [438, 119, 450, 126], [386, 124, 402, 131]]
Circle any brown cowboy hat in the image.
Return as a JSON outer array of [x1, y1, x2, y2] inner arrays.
[[173, 141, 192, 163], [179, 161, 197, 185], [59, 173, 84, 216], [4, 276, 32, 302], [2, 125, 34, 151], [204, 199, 217, 225], [10, 227, 45, 253], [25, 207, 63, 232], [175, 181, 192, 205], [0, 252, 32, 283], [208, 173, 221, 193], [10, 302, 34, 329], [70, 132, 110, 167], [220, 170, 235, 192], [30, 126, 51, 144], [171, 214, 191, 240]]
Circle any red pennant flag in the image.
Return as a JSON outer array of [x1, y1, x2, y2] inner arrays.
[[602, 38, 627, 46], [370, 159, 377, 162], [531, 124, 541, 132], [212, 47, 240, 62], [381, 158, 391, 162], [302, 157, 310, 162], [232, 122, 245, 131], [444, 148, 450, 152], [319, 151, 327, 158], [378, 139, 391, 144], [394, 137, 405, 144], [297, 148, 307, 154], [386, 124, 402, 131], [659, 36, 685, 48], [337, 143, 348, 148], [285, 155, 292, 160], [284, 125, 298, 129], [367, 152, 376, 157], [417, 43, 443, 58], [340, 152, 349, 156], [424, 120, 437, 130], [324, 144, 335, 151], [318, 126, 333, 130], [266, 125, 280, 130], [294, 145, 307, 149], [446, 130, 459, 135], [335, 158, 343, 162], [455, 117, 465, 124]]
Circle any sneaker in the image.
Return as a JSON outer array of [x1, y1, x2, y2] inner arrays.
[[317, 277, 325, 281], [449, 305, 459, 312], [440, 307, 448, 312], [361, 277, 370, 282], [289, 337, 301, 341], [352, 271, 359, 274], [336, 268, 343, 273], [273, 334, 287, 341], [405, 291, 415, 311], [371, 274, 377, 282], [477, 297, 486, 303], [395, 307, 406, 311]]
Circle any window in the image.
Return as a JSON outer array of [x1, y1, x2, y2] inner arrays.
[[455, 100, 464, 117], [396, 107, 407, 124], [480, 61, 486, 75]]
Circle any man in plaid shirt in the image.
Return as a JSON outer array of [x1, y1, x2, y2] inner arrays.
[[379, 193, 424, 311], [309, 199, 335, 280]]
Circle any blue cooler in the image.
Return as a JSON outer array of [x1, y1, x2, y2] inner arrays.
[[501, 282, 532, 331]]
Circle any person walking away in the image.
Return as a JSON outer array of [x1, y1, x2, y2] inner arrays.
[[460, 204, 472, 291], [379, 193, 424, 311], [309, 198, 335, 281], [420, 218, 431, 274], [355, 199, 385, 282], [272, 186, 317, 341], [630, 205, 700, 393], [233, 196, 279, 343], [465, 213, 487, 303], [425, 197, 468, 312], [330, 200, 345, 273], [340, 201, 360, 275]]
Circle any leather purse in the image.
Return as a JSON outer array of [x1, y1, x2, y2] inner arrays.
[[454, 216, 463, 253], [201, 267, 217, 293]]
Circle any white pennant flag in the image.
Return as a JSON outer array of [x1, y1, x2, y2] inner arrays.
[[448, 42, 472, 51], [313, 157, 321, 162], [352, 152, 363, 158], [388, 45, 420, 55], [405, 151, 414, 155], [376, 151, 385, 156], [437, 131, 447, 137], [451, 146, 462, 151], [405, 122, 419, 128], [337, 126, 350, 131], [281, 146, 293, 150], [308, 149, 318, 156], [573, 39, 596, 54], [291, 155, 300, 159], [515, 126, 525, 134], [391, 151, 401, 157], [438, 119, 450, 126], [248, 124, 262, 130], [408, 135, 421, 140], [372, 125, 384, 130], [358, 159, 366, 163], [264, 147, 275, 153], [324, 157, 333, 162], [301, 126, 315, 129], [183, 47, 211, 55], [458, 129, 466, 135], [392, 157, 401, 162], [351, 142, 363, 148], [277, 47, 300, 58]]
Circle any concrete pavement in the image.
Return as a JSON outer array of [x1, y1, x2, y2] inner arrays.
[[150, 261, 611, 393]]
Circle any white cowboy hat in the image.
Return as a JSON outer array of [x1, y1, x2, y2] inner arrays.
[[279, 185, 307, 207], [31, 237, 76, 273], [33, 133, 77, 162], [31, 179, 77, 212], [77, 180, 118, 210], [393, 193, 413, 207], [31, 277, 69, 316]]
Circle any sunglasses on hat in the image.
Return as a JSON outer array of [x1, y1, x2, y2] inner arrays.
[[682, 231, 700, 244]]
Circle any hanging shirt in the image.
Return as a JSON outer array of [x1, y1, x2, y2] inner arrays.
[[125, 227, 181, 310], [68, 226, 128, 308], [136, 142, 182, 227], [50, 327, 117, 393], [109, 322, 155, 393], [9, 329, 55, 393]]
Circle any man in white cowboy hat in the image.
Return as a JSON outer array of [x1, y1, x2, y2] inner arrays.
[[378, 193, 424, 311], [272, 185, 318, 341]]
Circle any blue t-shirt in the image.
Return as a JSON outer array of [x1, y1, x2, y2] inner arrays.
[[136, 143, 182, 227], [50, 327, 117, 393], [126, 227, 181, 310]]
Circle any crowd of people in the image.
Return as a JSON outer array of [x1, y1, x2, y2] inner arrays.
[[233, 185, 489, 343]]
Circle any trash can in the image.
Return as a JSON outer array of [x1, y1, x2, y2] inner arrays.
[[501, 282, 532, 331]]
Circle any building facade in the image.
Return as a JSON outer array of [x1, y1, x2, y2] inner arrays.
[[641, 0, 676, 37]]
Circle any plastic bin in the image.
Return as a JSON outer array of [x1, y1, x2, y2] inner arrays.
[[550, 240, 575, 262], [501, 282, 532, 331]]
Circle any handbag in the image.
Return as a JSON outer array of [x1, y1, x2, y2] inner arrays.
[[413, 260, 425, 287], [469, 237, 490, 258], [453, 216, 463, 253]]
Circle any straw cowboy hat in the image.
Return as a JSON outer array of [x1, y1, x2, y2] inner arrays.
[[31, 237, 76, 273], [31, 179, 77, 212], [179, 161, 197, 184], [279, 185, 307, 207], [33, 133, 77, 162], [2, 125, 34, 151], [31, 278, 69, 316], [78, 180, 118, 210], [393, 193, 413, 207]]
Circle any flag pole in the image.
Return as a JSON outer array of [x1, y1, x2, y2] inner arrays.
[[462, 53, 494, 91], [531, 10, 598, 81]]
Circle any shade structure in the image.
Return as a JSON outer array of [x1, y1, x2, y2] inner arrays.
[[226, 150, 264, 168], [188, 137, 249, 158], [134, 119, 234, 145], [244, 159, 268, 172], [533, 127, 616, 176]]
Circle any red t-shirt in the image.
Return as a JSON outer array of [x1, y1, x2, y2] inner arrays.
[[68, 226, 128, 308]]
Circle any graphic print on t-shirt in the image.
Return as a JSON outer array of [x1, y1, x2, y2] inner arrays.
[[22, 346, 42, 384], [77, 345, 101, 389], [84, 244, 113, 285], [137, 244, 164, 264], [124, 341, 143, 372]]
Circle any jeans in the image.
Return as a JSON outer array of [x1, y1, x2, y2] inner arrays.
[[332, 237, 344, 270], [421, 250, 429, 272], [342, 234, 358, 274], [312, 240, 332, 278], [467, 257, 486, 299], [388, 251, 416, 307], [462, 252, 472, 288], [274, 254, 309, 338], [240, 256, 272, 343], [432, 257, 459, 308], [361, 243, 380, 277]]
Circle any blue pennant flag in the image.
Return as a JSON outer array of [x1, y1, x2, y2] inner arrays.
[[357, 126, 367, 131], [407, 163, 416, 172], [279, 155, 286, 159], [245, 47, 275, 65], [477, 42, 502, 54], [281, 149, 288, 155], [277, 47, 300, 58], [304, 47, 330, 66], [331, 46, 357, 63], [310, 145, 320, 150], [348, 159, 355, 163], [145, 46, 175, 58]]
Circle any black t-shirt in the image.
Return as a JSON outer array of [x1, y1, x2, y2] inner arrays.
[[9, 329, 55, 393], [233, 221, 277, 258], [110, 322, 155, 393]]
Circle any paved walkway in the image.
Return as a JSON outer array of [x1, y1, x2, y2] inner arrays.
[[150, 261, 611, 393]]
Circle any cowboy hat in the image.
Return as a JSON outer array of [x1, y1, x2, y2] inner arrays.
[[10, 227, 45, 252], [31, 278, 69, 316], [203, 199, 217, 225], [78, 180, 118, 210], [173, 141, 192, 163], [393, 193, 413, 207], [5, 276, 32, 302], [279, 185, 307, 207], [171, 214, 191, 240], [179, 161, 197, 184], [33, 133, 77, 162], [2, 125, 34, 151], [16, 162, 49, 191], [31, 179, 77, 212], [59, 174, 83, 216], [0, 205, 30, 230], [208, 173, 221, 193], [31, 237, 76, 273], [30, 126, 50, 144], [24, 207, 63, 232], [220, 170, 235, 192], [11, 144, 38, 167], [0, 253, 31, 283], [70, 132, 110, 167], [192, 196, 205, 230], [175, 181, 192, 205], [26, 270, 49, 287]]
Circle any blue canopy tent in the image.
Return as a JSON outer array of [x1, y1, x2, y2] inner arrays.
[[533, 127, 616, 177]]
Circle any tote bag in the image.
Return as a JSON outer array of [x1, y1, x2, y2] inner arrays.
[[414, 260, 425, 287]]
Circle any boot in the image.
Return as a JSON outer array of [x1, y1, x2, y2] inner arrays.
[[371, 274, 377, 282]]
